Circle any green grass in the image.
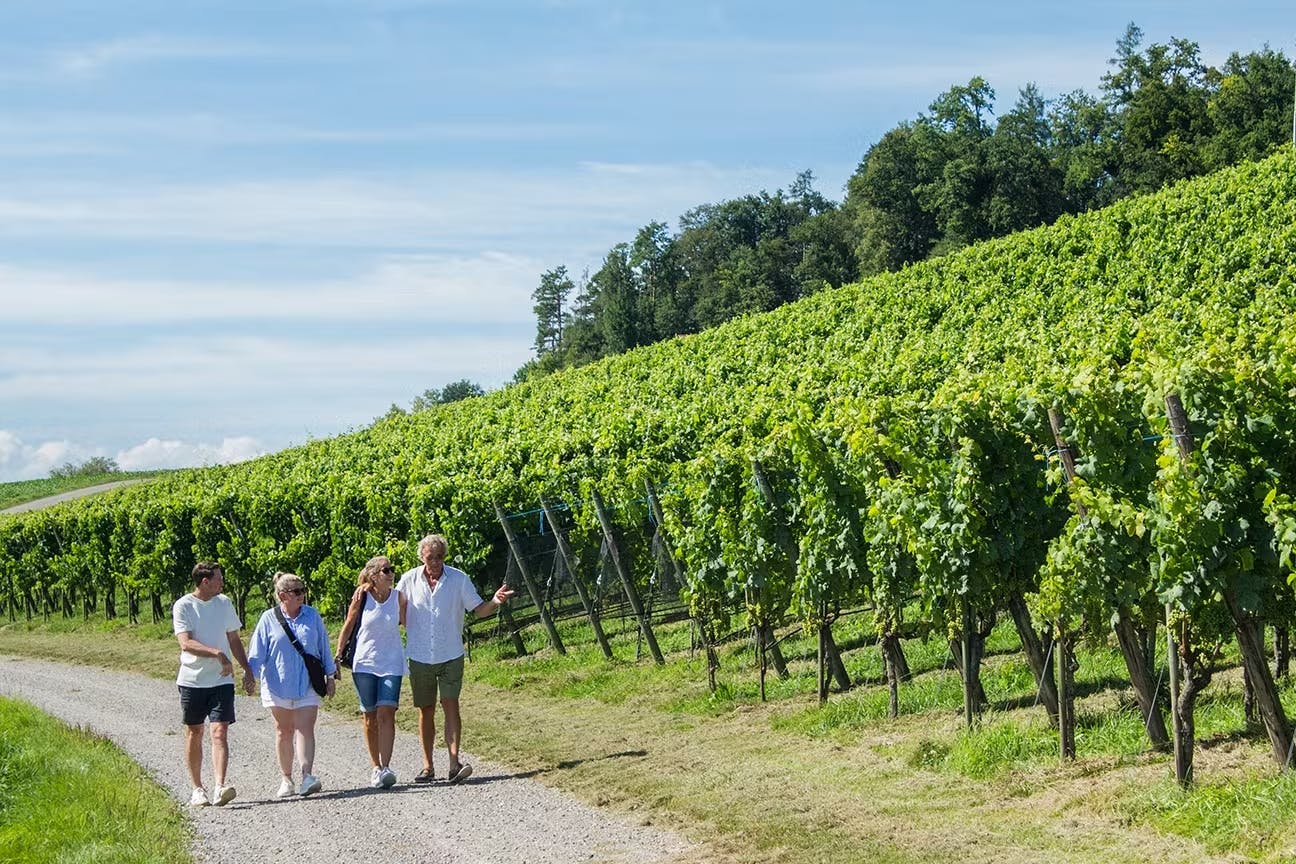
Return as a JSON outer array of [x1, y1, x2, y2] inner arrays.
[[1126, 772, 1296, 858], [0, 696, 192, 864], [0, 472, 160, 511], [467, 607, 1296, 860]]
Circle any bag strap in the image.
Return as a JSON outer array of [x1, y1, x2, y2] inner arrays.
[[344, 592, 370, 642], [273, 605, 312, 661], [348, 589, 372, 631]]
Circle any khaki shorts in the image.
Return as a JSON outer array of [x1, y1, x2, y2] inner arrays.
[[409, 656, 465, 705]]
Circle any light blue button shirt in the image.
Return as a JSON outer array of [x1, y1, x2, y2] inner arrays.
[[247, 605, 336, 699]]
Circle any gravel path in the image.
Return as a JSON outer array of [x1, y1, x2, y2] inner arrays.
[[1, 479, 150, 514], [0, 655, 693, 864]]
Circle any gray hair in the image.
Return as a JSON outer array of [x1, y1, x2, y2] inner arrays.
[[273, 571, 306, 595], [418, 534, 448, 560]]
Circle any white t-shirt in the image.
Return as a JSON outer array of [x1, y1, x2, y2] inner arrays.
[[172, 593, 242, 688], [396, 564, 483, 665]]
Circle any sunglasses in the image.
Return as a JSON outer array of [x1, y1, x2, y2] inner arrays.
[[380, 565, 395, 574], [283, 587, 306, 596]]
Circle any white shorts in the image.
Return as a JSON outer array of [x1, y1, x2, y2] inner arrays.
[[260, 683, 321, 710]]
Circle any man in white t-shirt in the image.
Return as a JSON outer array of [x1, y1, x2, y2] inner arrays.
[[172, 561, 255, 807], [396, 533, 513, 784]]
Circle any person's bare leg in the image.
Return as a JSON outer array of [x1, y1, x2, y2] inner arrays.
[[418, 705, 437, 774], [184, 724, 205, 788], [209, 722, 230, 786], [442, 698, 461, 771], [376, 705, 397, 767], [295, 706, 318, 776], [362, 711, 380, 767], [270, 707, 296, 780]]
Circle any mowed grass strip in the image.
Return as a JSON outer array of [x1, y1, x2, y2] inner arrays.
[[4, 615, 1295, 862], [0, 694, 192, 864]]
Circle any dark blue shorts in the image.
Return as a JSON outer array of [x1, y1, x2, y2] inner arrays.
[[351, 672, 402, 712], [179, 684, 236, 726]]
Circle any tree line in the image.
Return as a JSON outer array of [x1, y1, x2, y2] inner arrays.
[[523, 24, 1294, 379]]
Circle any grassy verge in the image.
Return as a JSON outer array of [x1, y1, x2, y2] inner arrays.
[[0, 472, 159, 511], [3, 610, 1295, 862], [0, 694, 193, 864]]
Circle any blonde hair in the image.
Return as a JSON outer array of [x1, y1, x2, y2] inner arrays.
[[273, 571, 305, 595], [358, 556, 390, 588]]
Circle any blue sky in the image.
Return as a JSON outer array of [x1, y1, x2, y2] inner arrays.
[[0, 0, 1290, 480]]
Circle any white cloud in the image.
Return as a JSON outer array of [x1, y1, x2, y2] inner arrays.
[[0, 251, 541, 326], [0, 162, 790, 251], [0, 114, 602, 158], [19, 328, 528, 392], [0, 431, 86, 482], [0, 431, 17, 465], [0, 429, 266, 482], [54, 36, 287, 79], [115, 436, 264, 471]]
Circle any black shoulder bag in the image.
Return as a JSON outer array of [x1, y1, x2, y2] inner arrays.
[[273, 606, 329, 697], [336, 591, 371, 670]]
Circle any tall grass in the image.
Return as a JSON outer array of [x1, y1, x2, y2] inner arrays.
[[0, 696, 192, 864]]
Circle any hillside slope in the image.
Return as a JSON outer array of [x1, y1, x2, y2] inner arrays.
[[3, 150, 1294, 618]]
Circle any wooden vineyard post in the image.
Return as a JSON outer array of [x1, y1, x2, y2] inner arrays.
[[1045, 408, 1077, 758], [1163, 397, 1190, 785], [962, 599, 977, 729], [1057, 628, 1076, 760], [1165, 393, 1293, 772], [1166, 605, 1185, 786], [749, 459, 839, 687], [496, 598, 530, 657], [644, 480, 719, 691], [539, 498, 614, 660], [878, 457, 911, 719], [1276, 629, 1290, 680], [590, 490, 665, 665], [745, 460, 792, 684], [1049, 406, 1171, 753], [494, 502, 566, 655]]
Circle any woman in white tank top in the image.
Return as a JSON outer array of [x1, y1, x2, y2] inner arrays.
[[335, 555, 407, 788]]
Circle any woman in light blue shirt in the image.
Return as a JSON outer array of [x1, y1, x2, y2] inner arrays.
[[248, 571, 337, 798]]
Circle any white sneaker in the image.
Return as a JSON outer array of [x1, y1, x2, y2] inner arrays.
[[298, 774, 322, 796], [379, 766, 397, 788], [189, 787, 210, 807], [370, 766, 384, 788], [275, 777, 295, 799], [213, 785, 236, 806]]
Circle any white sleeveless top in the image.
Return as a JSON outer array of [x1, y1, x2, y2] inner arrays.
[[353, 589, 407, 677]]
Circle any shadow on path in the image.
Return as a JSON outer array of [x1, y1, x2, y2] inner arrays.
[[502, 749, 649, 781]]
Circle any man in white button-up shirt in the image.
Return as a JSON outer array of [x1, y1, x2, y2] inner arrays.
[[396, 533, 514, 784]]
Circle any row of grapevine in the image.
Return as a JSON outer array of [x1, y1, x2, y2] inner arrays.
[[3, 150, 1296, 786]]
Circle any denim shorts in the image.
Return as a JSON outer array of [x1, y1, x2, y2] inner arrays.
[[352, 672, 402, 712]]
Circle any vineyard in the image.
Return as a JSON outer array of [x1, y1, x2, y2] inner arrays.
[[3, 150, 1296, 788]]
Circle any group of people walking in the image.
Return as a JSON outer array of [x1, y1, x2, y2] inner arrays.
[[171, 533, 513, 806]]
